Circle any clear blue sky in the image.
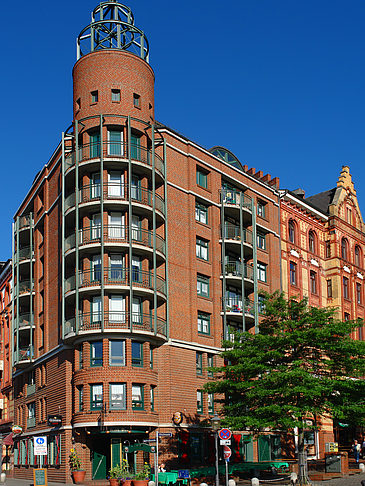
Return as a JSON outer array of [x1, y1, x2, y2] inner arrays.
[[1, 0, 365, 260]]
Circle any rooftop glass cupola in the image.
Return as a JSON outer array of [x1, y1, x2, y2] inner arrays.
[[77, 1, 149, 62]]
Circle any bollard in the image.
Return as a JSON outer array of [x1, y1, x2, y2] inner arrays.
[[251, 478, 259, 486], [148, 481, 155, 486], [359, 463, 365, 473], [0, 473, 6, 484], [228, 480, 236, 486]]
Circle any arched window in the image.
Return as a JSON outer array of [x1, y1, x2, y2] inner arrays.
[[341, 238, 348, 261], [308, 230, 316, 253], [288, 220, 296, 244], [355, 245, 361, 267]]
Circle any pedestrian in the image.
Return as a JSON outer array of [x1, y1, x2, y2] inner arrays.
[[352, 439, 361, 463], [362, 436, 365, 459]]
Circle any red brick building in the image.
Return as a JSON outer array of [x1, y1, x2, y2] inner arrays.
[[10, 1, 282, 481], [280, 165, 365, 457]]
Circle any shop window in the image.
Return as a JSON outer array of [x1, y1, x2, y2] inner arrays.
[[109, 383, 126, 410], [90, 341, 103, 367], [109, 340, 125, 366], [132, 384, 144, 410], [198, 312, 210, 335], [131, 341, 143, 367]]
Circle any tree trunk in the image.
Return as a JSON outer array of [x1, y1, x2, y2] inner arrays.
[[298, 427, 310, 485]]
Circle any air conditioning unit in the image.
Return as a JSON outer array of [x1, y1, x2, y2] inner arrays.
[[0, 360, 3, 371], [0, 399, 4, 409]]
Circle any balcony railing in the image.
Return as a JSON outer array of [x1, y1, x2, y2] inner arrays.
[[64, 312, 167, 337], [16, 246, 34, 261], [224, 261, 254, 280], [220, 189, 252, 210], [65, 267, 166, 295], [223, 297, 255, 316], [18, 314, 33, 328], [17, 280, 34, 295], [65, 184, 165, 214], [64, 142, 164, 175], [221, 224, 253, 245], [65, 226, 166, 255], [18, 215, 33, 230], [17, 346, 33, 362]]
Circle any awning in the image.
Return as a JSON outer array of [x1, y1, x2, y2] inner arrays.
[[3, 433, 13, 446]]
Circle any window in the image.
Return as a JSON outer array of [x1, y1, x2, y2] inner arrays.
[[196, 352, 203, 375], [258, 294, 266, 313], [341, 238, 348, 260], [132, 384, 144, 409], [347, 208, 352, 223], [197, 390, 203, 414], [197, 275, 209, 297], [344, 312, 350, 321], [109, 340, 125, 366], [257, 262, 267, 282], [109, 295, 125, 323], [110, 255, 124, 281], [195, 202, 208, 224], [90, 341, 103, 367], [343, 277, 349, 299], [257, 200, 266, 218], [110, 383, 126, 410], [90, 132, 101, 158], [310, 271, 317, 294], [78, 385, 84, 411], [288, 220, 295, 244], [208, 393, 214, 414], [198, 312, 210, 335], [290, 262, 297, 286], [130, 135, 141, 161], [207, 354, 214, 377], [196, 237, 209, 261], [257, 232, 266, 250], [196, 168, 208, 189], [91, 90, 98, 103], [111, 89, 121, 102], [108, 129, 123, 156], [133, 93, 141, 108], [327, 279, 332, 298], [308, 230, 316, 253], [131, 341, 143, 367], [132, 297, 142, 324], [131, 256, 142, 283], [355, 246, 361, 267], [150, 386, 155, 411], [356, 283, 362, 305], [91, 384, 103, 410], [92, 255, 101, 282], [150, 346, 153, 369], [325, 241, 331, 258]]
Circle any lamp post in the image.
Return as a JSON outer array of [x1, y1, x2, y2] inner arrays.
[[211, 414, 221, 486]]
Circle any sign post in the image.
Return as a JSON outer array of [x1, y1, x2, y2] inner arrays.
[[223, 445, 231, 486]]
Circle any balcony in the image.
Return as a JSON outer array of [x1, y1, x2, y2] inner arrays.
[[65, 184, 165, 215], [64, 141, 164, 177], [222, 297, 255, 319], [15, 346, 33, 367], [18, 215, 33, 230], [16, 246, 34, 262], [16, 280, 34, 296], [220, 189, 252, 211], [224, 261, 254, 281], [64, 312, 167, 339], [18, 313, 34, 329], [65, 268, 166, 296], [65, 226, 166, 256]]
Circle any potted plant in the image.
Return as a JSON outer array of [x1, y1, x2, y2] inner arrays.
[[133, 462, 150, 486], [121, 459, 133, 486], [109, 465, 123, 486], [69, 448, 86, 484]]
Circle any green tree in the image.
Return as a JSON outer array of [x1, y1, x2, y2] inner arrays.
[[205, 292, 365, 484]]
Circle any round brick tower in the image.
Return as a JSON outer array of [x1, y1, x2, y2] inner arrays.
[[61, 2, 167, 478]]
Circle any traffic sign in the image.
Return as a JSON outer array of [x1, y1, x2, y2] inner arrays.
[[34, 436, 47, 456], [220, 439, 231, 445], [218, 428, 232, 440], [223, 445, 232, 460], [158, 432, 173, 437]]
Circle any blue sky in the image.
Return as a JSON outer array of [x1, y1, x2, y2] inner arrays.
[[1, 0, 365, 260]]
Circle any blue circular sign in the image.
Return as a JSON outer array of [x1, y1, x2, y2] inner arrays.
[[36, 438, 45, 444], [218, 428, 231, 440]]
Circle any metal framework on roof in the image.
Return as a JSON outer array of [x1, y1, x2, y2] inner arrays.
[[77, 1, 149, 62], [209, 146, 243, 170]]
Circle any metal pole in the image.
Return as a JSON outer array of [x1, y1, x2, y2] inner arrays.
[[155, 429, 159, 486], [225, 460, 228, 486], [215, 431, 219, 486]]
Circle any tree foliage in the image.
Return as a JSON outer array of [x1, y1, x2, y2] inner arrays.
[[205, 292, 365, 433]]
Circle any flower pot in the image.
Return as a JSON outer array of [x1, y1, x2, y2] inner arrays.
[[72, 470, 86, 484], [109, 479, 119, 486], [133, 480, 149, 486], [122, 480, 132, 486]]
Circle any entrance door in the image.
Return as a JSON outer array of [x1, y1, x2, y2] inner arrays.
[[92, 437, 110, 479], [92, 451, 107, 480]]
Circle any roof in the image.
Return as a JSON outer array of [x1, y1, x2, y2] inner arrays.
[[305, 188, 337, 215]]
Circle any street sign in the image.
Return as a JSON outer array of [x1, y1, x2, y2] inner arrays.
[[220, 439, 231, 445], [223, 445, 232, 460], [143, 439, 157, 443], [218, 428, 232, 440], [34, 436, 47, 456], [158, 432, 173, 437]]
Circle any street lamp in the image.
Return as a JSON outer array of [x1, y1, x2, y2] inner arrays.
[[211, 414, 221, 486]]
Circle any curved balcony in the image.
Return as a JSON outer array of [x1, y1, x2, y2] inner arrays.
[[64, 312, 167, 339], [220, 224, 253, 254], [65, 226, 166, 256], [14, 346, 33, 367], [65, 267, 166, 297], [15, 246, 34, 263], [220, 189, 252, 211], [222, 261, 254, 288], [222, 297, 255, 321], [64, 142, 164, 177], [18, 313, 34, 329], [15, 280, 34, 297], [65, 184, 165, 216], [18, 215, 33, 231]]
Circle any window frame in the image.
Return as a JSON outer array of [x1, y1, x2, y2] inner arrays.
[[196, 168, 208, 189], [195, 202, 208, 224], [133, 93, 141, 108], [90, 383, 103, 410], [131, 341, 143, 367], [111, 89, 121, 102], [341, 238, 348, 261], [343, 276, 349, 299], [197, 390, 203, 414], [310, 270, 317, 294], [109, 340, 125, 366], [91, 90, 99, 103], [90, 341, 103, 367], [196, 237, 209, 261], [208, 393, 214, 414], [355, 246, 361, 267], [356, 282, 362, 305], [257, 262, 267, 283], [198, 312, 210, 335], [308, 230, 316, 253], [196, 352, 203, 375], [257, 232, 266, 250], [132, 384, 144, 410], [290, 261, 297, 286], [327, 279, 332, 298], [288, 220, 296, 244], [257, 201, 266, 218], [109, 383, 126, 410], [207, 354, 214, 377], [197, 274, 210, 298]]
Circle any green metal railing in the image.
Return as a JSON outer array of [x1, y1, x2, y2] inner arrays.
[[224, 261, 254, 280], [223, 297, 255, 316], [14, 246, 34, 261], [18, 215, 32, 230], [64, 312, 167, 337], [64, 142, 164, 176], [18, 314, 33, 328], [65, 226, 166, 254], [222, 224, 253, 245], [65, 184, 165, 214], [220, 189, 252, 210]]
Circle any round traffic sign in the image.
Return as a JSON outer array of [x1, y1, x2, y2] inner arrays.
[[218, 428, 232, 440], [36, 438, 45, 444], [223, 445, 232, 460]]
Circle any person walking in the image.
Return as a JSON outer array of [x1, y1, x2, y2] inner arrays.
[[352, 439, 361, 463]]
